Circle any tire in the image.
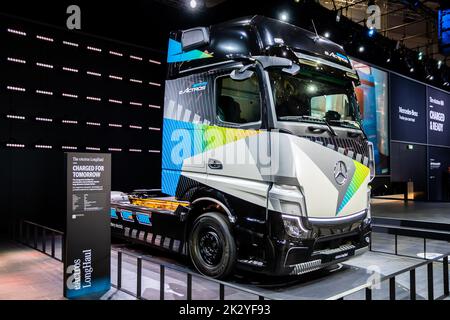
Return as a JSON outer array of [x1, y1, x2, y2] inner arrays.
[[189, 212, 236, 279]]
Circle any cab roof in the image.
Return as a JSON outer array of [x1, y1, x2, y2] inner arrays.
[[168, 15, 354, 78]]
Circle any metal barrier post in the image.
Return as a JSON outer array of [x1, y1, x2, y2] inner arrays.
[[61, 236, 65, 262], [136, 257, 142, 299], [389, 277, 396, 300], [443, 256, 449, 296], [33, 225, 38, 249], [51, 232, 55, 258], [365, 287, 372, 300], [42, 229, 46, 253], [220, 283, 225, 300], [394, 234, 398, 255], [427, 262, 434, 300], [187, 273, 192, 301], [160, 265, 165, 300], [117, 251, 122, 289], [423, 238, 427, 259], [410, 269, 416, 300]]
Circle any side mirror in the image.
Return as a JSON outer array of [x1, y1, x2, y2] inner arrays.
[[181, 27, 210, 52], [230, 64, 255, 81]]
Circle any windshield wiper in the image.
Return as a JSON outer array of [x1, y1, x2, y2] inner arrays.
[[322, 118, 337, 137], [329, 119, 368, 140], [279, 115, 337, 137]]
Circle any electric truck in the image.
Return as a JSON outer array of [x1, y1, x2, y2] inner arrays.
[[111, 15, 375, 279]]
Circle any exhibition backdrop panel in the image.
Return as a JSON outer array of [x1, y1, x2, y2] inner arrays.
[[351, 59, 389, 175], [429, 146, 450, 201], [427, 86, 450, 147], [0, 14, 164, 230], [390, 73, 427, 144], [390, 142, 428, 200]]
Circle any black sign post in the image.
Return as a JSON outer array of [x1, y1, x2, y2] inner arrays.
[[64, 153, 111, 299]]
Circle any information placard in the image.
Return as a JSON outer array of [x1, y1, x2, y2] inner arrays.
[[428, 146, 450, 201], [390, 74, 427, 144], [64, 153, 111, 299], [427, 86, 450, 147]]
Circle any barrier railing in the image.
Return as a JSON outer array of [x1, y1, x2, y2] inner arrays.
[[15, 220, 273, 300], [112, 248, 274, 300], [371, 217, 450, 259], [17, 220, 64, 262], [15, 220, 450, 301], [327, 252, 450, 300]]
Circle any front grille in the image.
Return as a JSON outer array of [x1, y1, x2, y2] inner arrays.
[[312, 222, 361, 238], [302, 136, 370, 165]]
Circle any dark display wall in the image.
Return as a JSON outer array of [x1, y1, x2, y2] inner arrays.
[[390, 74, 427, 145], [0, 15, 165, 230], [349, 58, 450, 201], [388, 73, 450, 201]]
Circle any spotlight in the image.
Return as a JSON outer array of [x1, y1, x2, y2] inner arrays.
[[324, 31, 330, 38], [367, 28, 376, 37], [306, 84, 317, 93], [280, 12, 289, 21], [386, 58, 391, 63], [438, 60, 443, 69], [405, 56, 415, 73], [358, 46, 365, 53], [418, 51, 423, 61], [336, 9, 341, 22], [429, 75, 434, 81], [189, 0, 197, 8]]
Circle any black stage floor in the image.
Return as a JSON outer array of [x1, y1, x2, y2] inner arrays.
[[2, 199, 449, 300], [372, 198, 450, 224], [111, 241, 449, 300]]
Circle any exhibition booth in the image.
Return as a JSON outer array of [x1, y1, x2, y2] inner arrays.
[[0, 0, 449, 305]]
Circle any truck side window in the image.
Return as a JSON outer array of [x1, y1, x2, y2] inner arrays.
[[216, 74, 261, 126]]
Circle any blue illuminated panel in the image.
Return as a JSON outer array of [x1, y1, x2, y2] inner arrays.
[[136, 212, 152, 226], [110, 208, 118, 219], [439, 9, 450, 55], [120, 210, 134, 222]]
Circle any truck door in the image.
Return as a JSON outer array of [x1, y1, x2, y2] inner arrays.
[[204, 70, 271, 207]]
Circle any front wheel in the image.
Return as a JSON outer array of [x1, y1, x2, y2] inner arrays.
[[189, 212, 236, 279]]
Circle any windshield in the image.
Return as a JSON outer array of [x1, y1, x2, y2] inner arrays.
[[269, 70, 362, 129]]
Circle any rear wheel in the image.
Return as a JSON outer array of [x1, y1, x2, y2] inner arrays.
[[189, 212, 236, 279]]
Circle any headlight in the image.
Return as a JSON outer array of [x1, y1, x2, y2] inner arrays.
[[280, 201, 302, 216], [269, 184, 307, 217], [282, 214, 309, 238]]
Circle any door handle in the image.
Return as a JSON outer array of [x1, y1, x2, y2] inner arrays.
[[208, 159, 223, 170]]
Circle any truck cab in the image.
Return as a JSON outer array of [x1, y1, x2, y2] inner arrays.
[[111, 15, 374, 279]]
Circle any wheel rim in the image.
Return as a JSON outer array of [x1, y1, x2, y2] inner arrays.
[[198, 227, 223, 266]]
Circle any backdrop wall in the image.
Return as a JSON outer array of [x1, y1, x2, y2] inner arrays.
[[0, 15, 165, 232]]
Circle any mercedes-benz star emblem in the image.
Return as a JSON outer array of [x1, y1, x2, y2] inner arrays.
[[334, 161, 348, 185]]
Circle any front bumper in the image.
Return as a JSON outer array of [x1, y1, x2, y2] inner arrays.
[[237, 215, 371, 276], [273, 223, 371, 275]]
